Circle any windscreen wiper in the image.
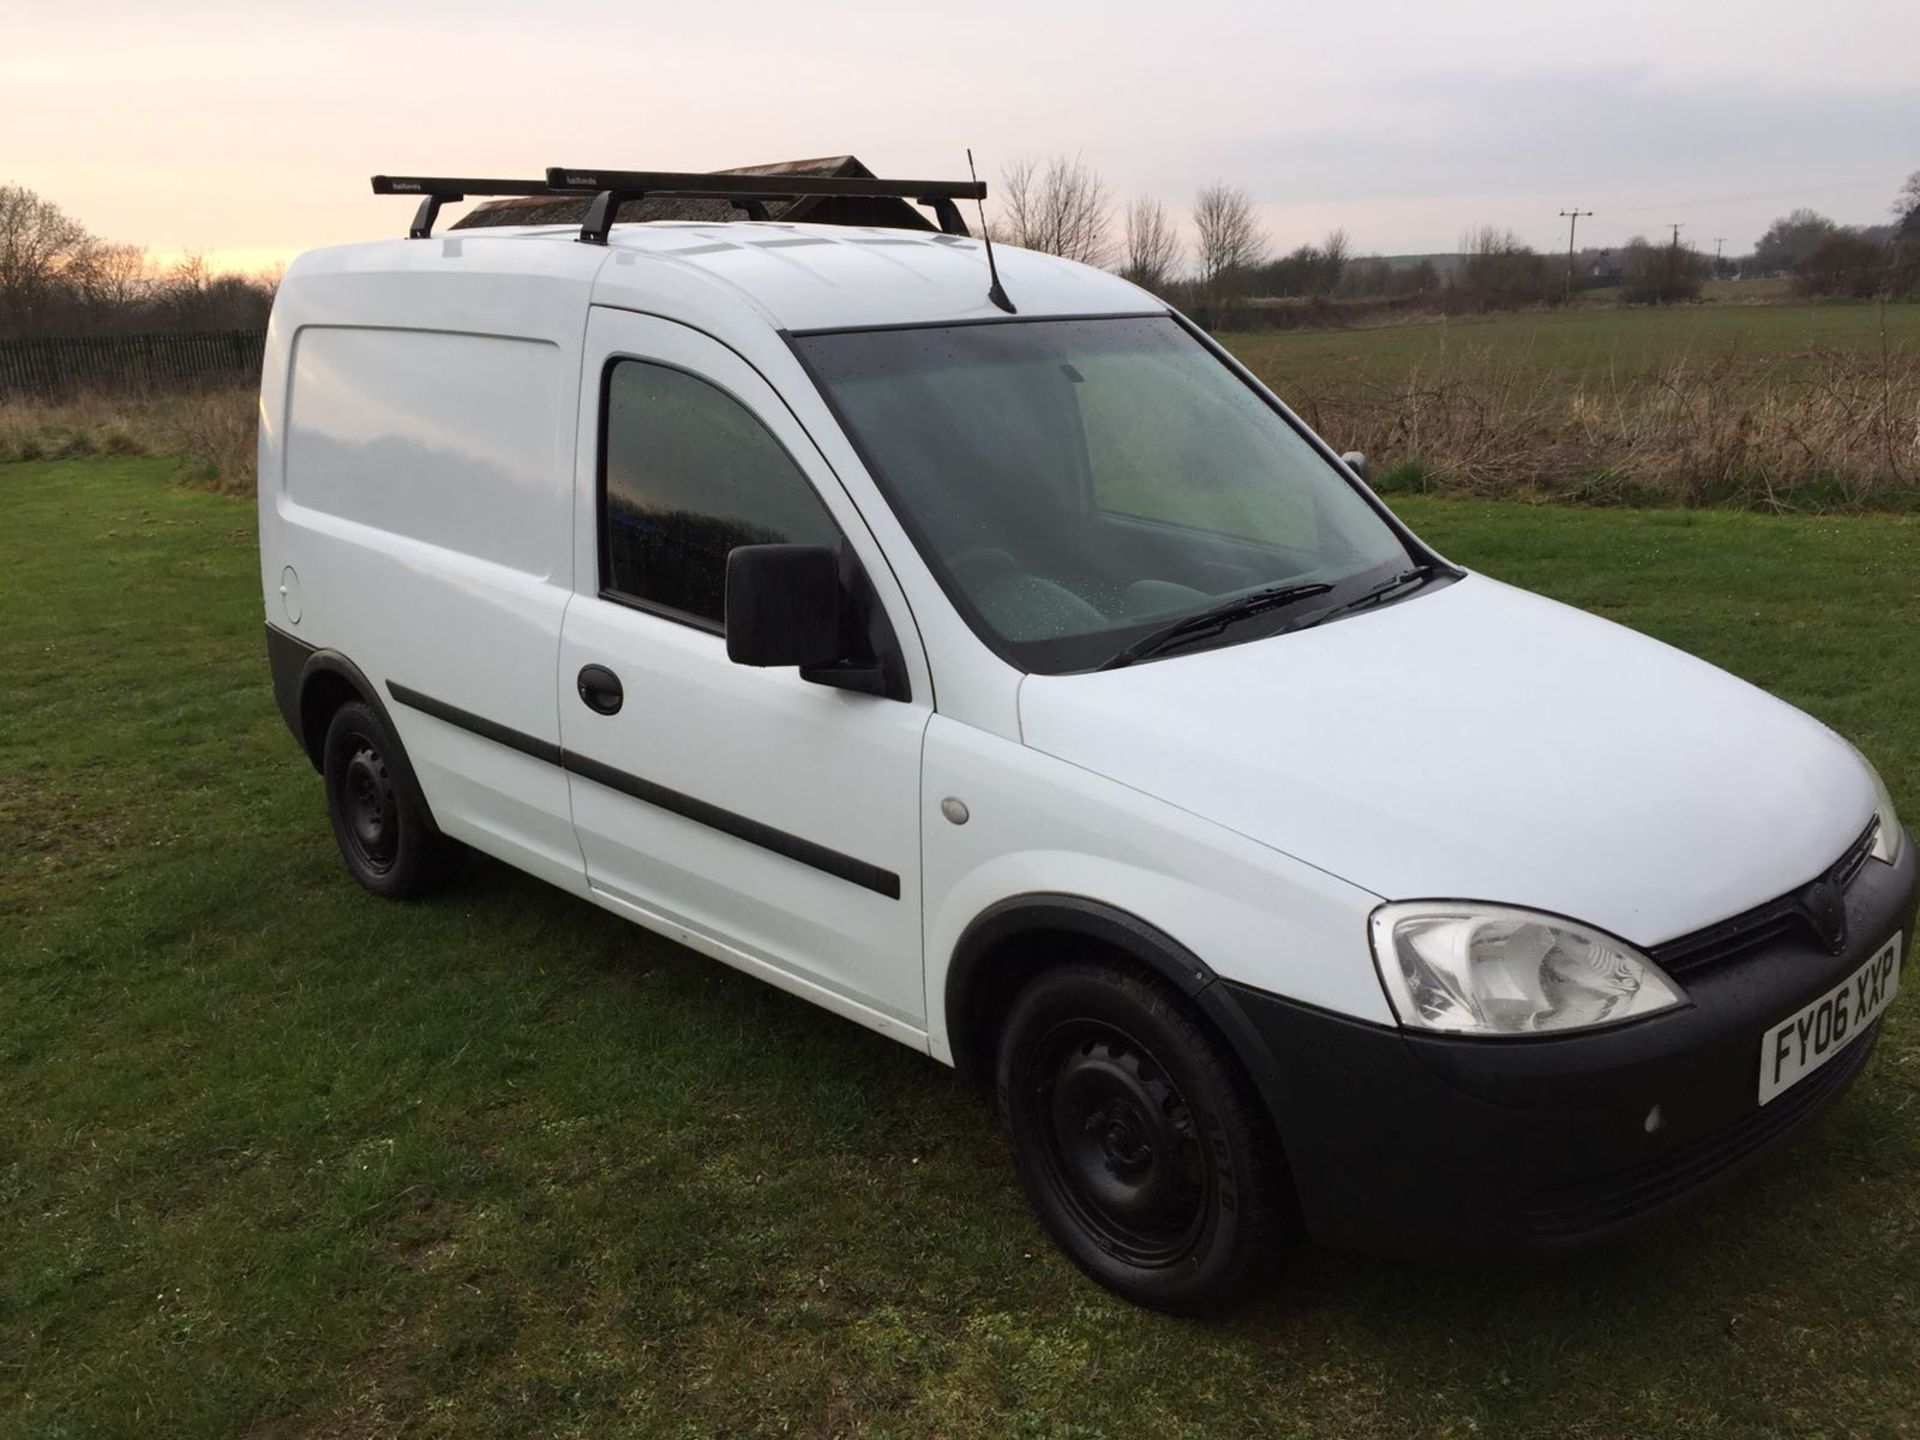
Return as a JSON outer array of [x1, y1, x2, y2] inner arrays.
[[1292, 563, 1446, 633], [1098, 581, 1334, 671]]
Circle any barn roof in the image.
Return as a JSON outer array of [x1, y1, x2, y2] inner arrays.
[[449, 155, 938, 232]]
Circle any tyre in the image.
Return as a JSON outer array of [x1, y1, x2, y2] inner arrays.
[[320, 699, 461, 898], [995, 960, 1288, 1314]]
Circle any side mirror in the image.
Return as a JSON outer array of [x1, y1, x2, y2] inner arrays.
[[725, 544, 846, 669], [1340, 450, 1371, 482]]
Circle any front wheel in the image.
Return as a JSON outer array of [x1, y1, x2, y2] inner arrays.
[[996, 961, 1289, 1313]]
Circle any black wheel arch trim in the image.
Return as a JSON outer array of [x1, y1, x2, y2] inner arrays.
[[944, 893, 1295, 1139], [264, 623, 443, 835]]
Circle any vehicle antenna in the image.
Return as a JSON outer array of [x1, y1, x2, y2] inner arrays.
[[968, 149, 1016, 314]]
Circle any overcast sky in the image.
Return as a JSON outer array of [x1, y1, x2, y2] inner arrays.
[[7, 0, 1918, 273]]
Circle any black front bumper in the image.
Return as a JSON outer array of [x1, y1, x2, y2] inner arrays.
[[1227, 835, 1918, 1258]]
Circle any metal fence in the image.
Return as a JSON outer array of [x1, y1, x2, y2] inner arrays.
[[0, 330, 266, 398]]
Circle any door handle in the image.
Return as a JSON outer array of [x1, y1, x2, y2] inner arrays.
[[576, 664, 624, 716]]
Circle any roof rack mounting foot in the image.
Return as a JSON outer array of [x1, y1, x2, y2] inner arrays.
[[408, 193, 454, 240], [578, 189, 649, 246], [923, 196, 970, 237]]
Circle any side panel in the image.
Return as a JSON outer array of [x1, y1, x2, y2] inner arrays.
[[284, 328, 565, 575], [920, 713, 1392, 1065], [260, 242, 603, 895]]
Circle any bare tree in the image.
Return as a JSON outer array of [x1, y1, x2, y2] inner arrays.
[[1891, 170, 1920, 228], [1455, 225, 1554, 308], [1892, 172, 1920, 296], [1620, 234, 1708, 305], [997, 154, 1112, 266], [0, 185, 277, 338], [0, 184, 98, 337], [157, 254, 276, 332], [1192, 184, 1265, 306], [1121, 197, 1179, 292], [1752, 209, 1838, 275], [1320, 227, 1351, 267], [1318, 227, 1351, 297], [1791, 230, 1887, 299], [70, 242, 149, 312]]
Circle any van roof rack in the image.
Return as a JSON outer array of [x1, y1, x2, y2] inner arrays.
[[543, 167, 986, 244], [373, 166, 988, 243], [371, 176, 592, 239]]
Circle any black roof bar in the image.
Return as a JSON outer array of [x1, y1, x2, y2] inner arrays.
[[546, 167, 984, 244], [370, 175, 594, 239], [371, 168, 987, 243]]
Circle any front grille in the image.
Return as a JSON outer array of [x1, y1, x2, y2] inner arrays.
[[1652, 820, 1881, 978], [1520, 1022, 1878, 1239]]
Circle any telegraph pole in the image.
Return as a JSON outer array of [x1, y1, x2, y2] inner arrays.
[[1559, 208, 1593, 299], [1713, 236, 1727, 279], [1662, 224, 1687, 301]]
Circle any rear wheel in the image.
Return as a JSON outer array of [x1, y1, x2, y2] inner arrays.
[[996, 960, 1288, 1313], [321, 700, 460, 898]]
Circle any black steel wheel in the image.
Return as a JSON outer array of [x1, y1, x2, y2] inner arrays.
[[321, 699, 460, 898], [997, 961, 1288, 1313], [339, 740, 400, 875], [1036, 1022, 1210, 1267]]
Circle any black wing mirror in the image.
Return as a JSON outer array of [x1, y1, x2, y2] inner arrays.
[[725, 544, 847, 669]]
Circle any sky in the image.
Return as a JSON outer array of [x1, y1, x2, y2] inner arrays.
[[6, 0, 1919, 275]]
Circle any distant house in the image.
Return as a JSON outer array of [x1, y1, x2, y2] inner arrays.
[[451, 155, 938, 232]]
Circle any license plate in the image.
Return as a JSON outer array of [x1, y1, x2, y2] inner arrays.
[[1758, 933, 1902, 1105]]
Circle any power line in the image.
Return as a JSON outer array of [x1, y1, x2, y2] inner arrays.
[[1606, 173, 1904, 216]]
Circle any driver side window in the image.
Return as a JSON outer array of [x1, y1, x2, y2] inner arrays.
[[600, 359, 841, 629]]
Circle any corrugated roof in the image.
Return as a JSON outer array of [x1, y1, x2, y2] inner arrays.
[[449, 155, 937, 232]]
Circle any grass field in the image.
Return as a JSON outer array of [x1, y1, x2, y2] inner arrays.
[[1226, 297, 1920, 391], [5, 459, 1920, 1438], [1218, 300, 1920, 511]]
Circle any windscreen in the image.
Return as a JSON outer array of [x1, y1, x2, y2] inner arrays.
[[795, 315, 1415, 673]]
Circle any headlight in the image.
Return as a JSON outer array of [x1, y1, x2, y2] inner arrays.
[[1369, 903, 1685, 1037], [1852, 749, 1905, 866]]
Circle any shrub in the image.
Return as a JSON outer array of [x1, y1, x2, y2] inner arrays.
[[0, 386, 256, 489], [1622, 240, 1708, 304], [1277, 346, 1920, 510], [1453, 227, 1556, 310], [1793, 231, 1890, 299]]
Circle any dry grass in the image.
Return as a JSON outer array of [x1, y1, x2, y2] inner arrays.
[[5, 343, 1920, 513], [1282, 346, 1920, 511], [0, 386, 257, 493]]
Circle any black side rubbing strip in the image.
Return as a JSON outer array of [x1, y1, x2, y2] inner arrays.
[[561, 750, 901, 899], [387, 682, 563, 766], [384, 681, 900, 900]]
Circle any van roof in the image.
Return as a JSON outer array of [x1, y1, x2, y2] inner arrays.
[[286, 221, 1159, 336]]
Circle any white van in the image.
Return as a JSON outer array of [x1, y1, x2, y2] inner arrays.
[[260, 167, 1913, 1313]]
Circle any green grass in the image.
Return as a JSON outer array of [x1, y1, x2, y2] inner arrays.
[[1701, 278, 1795, 305], [5, 459, 1920, 1437], [1224, 298, 1920, 391]]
